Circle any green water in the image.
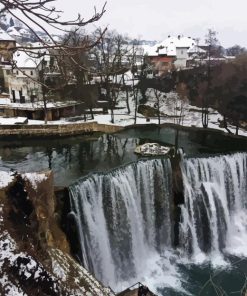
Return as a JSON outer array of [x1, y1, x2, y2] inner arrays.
[[0, 126, 246, 186], [160, 256, 247, 295]]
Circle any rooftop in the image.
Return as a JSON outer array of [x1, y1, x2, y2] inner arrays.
[[0, 28, 15, 42], [145, 35, 206, 57]]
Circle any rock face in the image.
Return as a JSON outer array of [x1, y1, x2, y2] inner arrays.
[[137, 104, 162, 118], [135, 143, 171, 156], [0, 171, 115, 296]]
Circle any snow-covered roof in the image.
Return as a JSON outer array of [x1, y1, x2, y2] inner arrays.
[[158, 36, 196, 48], [141, 44, 159, 56], [141, 44, 158, 56], [146, 35, 202, 57], [7, 26, 21, 37], [158, 43, 176, 56], [188, 45, 206, 54], [13, 51, 40, 68], [0, 28, 15, 41]]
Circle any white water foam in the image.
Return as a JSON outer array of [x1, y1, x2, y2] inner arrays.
[[69, 152, 247, 294]]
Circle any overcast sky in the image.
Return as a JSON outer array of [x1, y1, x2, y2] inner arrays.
[[57, 0, 247, 47]]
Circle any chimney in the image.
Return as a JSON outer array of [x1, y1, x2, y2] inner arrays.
[[168, 35, 170, 38], [178, 35, 181, 39]]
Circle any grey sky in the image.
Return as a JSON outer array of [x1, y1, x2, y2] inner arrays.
[[57, 0, 247, 47]]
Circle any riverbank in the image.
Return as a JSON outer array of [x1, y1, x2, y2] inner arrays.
[[0, 118, 246, 139], [0, 89, 246, 138]]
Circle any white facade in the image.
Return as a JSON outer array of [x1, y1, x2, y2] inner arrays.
[[8, 67, 42, 103], [7, 51, 42, 103], [174, 47, 190, 68]]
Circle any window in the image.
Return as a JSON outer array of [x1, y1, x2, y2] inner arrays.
[[6, 70, 11, 75], [30, 71, 33, 76], [16, 70, 19, 75], [181, 50, 184, 54]]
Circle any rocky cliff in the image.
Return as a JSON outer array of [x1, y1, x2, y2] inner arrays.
[[0, 171, 115, 296]]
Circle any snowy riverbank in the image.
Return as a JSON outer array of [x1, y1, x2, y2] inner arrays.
[[0, 91, 246, 137]]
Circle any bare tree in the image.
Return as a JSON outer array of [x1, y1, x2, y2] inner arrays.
[[0, 0, 106, 122], [202, 29, 219, 128], [0, 0, 106, 53], [226, 45, 246, 57], [91, 28, 131, 123], [127, 43, 143, 124], [154, 89, 161, 126]]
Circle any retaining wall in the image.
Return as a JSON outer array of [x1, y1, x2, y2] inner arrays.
[[0, 122, 124, 137]]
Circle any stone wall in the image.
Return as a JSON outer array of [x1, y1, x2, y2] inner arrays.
[[0, 121, 124, 137]]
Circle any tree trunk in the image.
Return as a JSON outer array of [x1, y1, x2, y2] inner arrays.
[[223, 115, 232, 134], [110, 107, 114, 123], [90, 107, 94, 120], [202, 107, 208, 128], [235, 122, 239, 135], [123, 75, 130, 114], [154, 89, 161, 126], [43, 94, 48, 124], [126, 89, 130, 114], [134, 88, 139, 125]]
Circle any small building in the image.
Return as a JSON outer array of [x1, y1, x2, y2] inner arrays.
[[1, 101, 85, 121], [6, 45, 62, 104], [144, 35, 208, 75], [7, 50, 42, 103], [0, 29, 16, 92], [143, 42, 176, 76]]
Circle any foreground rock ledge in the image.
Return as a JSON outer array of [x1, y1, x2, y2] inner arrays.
[[0, 170, 115, 296]]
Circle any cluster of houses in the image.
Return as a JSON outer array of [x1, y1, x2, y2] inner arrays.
[[0, 24, 235, 122], [0, 28, 83, 121], [143, 35, 234, 76]]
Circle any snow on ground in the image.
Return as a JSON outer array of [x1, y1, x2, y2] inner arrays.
[[22, 172, 47, 190], [0, 117, 28, 124], [0, 90, 246, 137], [91, 90, 247, 136], [0, 171, 14, 189], [49, 248, 115, 296], [0, 203, 28, 296], [0, 186, 114, 296]]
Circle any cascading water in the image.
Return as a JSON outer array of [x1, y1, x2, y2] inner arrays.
[[179, 152, 247, 261], [68, 152, 247, 294], [69, 158, 173, 288]]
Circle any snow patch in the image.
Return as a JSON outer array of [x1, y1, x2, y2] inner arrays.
[[22, 172, 47, 190], [0, 171, 14, 188]]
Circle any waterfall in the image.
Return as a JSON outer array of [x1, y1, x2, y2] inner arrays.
[[69, 152, 247, 292], [179, 152, 247, 260], [69, 158, 173, 287]]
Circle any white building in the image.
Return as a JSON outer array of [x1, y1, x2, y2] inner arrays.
[[155, 35, 197, 68], [144, 35, 207, 70], [7, 50, 42, 103]]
